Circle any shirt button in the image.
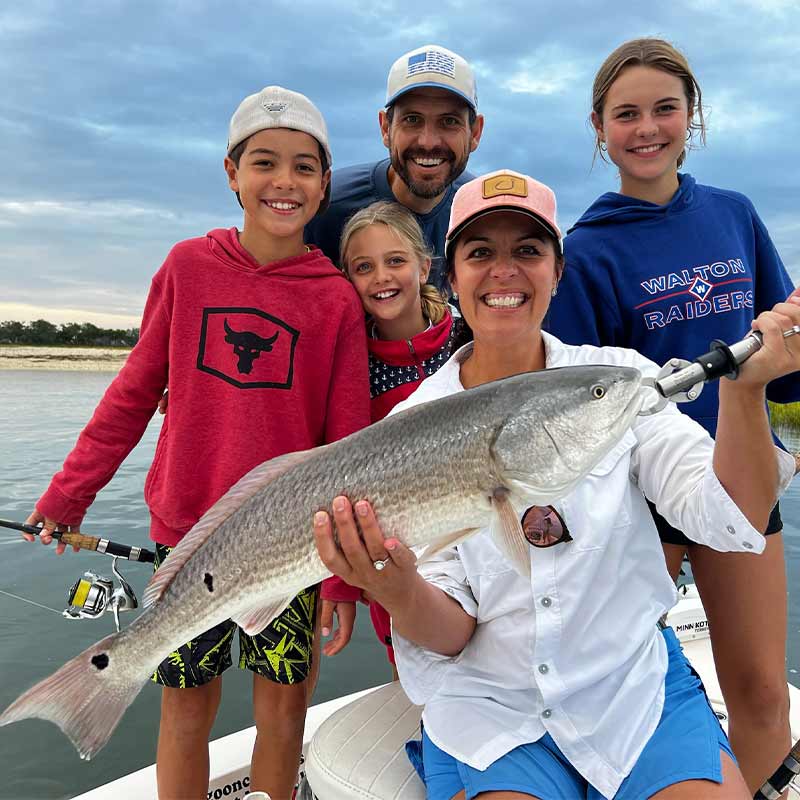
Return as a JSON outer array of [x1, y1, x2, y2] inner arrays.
[[542, 709, 552, 719], [726, 525, 736, 534], [541, 597, 552, 607], [538, 664, 549, 674], [742, 541, 754, 550]]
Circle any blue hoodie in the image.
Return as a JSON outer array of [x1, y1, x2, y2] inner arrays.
[[547, 174, 798, 437]]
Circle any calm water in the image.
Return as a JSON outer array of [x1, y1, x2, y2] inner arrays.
[[0, 370, 798, 799], [0, 371, 388, 800]]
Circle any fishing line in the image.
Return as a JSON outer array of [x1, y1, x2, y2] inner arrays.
[[0, 588, 63, 615]]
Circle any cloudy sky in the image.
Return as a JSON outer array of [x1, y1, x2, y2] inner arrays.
[[1, 0, 798, 327]]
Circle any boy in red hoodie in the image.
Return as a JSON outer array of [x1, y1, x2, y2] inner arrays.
[[23, 86, 370, 800]]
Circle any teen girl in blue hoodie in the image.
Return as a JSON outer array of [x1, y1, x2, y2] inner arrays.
[[548, 38, 799, 795]]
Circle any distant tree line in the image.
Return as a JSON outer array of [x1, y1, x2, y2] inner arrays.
[[0, 320, 139, 347]]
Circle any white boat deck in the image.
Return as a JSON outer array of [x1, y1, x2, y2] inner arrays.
[[74, 587, 800, 799]]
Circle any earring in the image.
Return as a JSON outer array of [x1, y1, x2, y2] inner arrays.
[[598, 140, 607, 152], [551, 284, 558, 297], [452, 291, 459, 300], [685, 129, 691, 142]]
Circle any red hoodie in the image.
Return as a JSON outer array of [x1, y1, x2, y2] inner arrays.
[[37, 228, 370, 554]]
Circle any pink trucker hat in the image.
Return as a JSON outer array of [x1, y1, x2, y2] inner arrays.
[[445, 169, 562, 257]]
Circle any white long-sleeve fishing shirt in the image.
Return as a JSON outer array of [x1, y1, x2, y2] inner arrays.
[[392, 333, 795, 799]]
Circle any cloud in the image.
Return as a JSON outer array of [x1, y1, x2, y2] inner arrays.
[[0, 0, 798, 324], [704, 89, 783, 140], [498, 49, 587, 96], [0, 199, 180, 224]]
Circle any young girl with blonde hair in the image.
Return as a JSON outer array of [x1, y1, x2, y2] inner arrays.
[[319, 200, 466, 670], [548, 38, 799, 793]]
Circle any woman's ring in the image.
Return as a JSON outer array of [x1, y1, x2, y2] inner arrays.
[[373, 558, 389, 571]]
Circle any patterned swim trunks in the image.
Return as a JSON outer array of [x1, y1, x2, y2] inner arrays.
[[150, 544, 318, 688]]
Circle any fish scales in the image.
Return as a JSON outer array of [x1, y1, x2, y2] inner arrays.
[[147, 379, 514, 646]]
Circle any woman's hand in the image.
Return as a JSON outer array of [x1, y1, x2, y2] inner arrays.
[[314, 496, 418, 611], [737, 292, 800, 388]]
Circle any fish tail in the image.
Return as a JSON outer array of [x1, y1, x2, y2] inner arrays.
[[0, 632, 144, 760]]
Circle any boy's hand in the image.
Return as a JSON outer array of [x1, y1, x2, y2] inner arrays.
[[157, 391, 169, 415], [23, 510, 80, 555], [319, 599, 356, 656]]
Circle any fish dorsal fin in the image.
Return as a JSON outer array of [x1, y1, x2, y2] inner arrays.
[[415, 527, 481, 566], [143, 447, 320, 608], [231, 594, 297, 636], [489, 488, 531, 578]]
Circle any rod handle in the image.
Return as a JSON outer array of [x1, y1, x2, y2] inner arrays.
[[58, 531, 101, 552]]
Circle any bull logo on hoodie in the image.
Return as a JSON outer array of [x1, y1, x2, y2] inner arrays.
[[223, 319, 279, 374], [197, 308, 299, 389]]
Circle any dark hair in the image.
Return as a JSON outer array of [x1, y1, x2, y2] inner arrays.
[[385, 100, 478, 128]]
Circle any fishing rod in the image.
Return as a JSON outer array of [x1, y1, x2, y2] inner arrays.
[[640, 325, 800, 414], [0, 518, 154, 562], [754, 738, 800, 799], [0, 518, 154, 631]]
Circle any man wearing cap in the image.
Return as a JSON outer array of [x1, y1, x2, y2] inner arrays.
[[305, 44, 484, 291]]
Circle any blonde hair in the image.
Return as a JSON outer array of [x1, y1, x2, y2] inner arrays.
[[339, 201, 448, 325], [592, 38, 706, 168]]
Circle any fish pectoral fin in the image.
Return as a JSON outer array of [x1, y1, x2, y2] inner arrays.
[[232, 595, 296, 636], [415, 528, 481, 565], [143, 447, 321, 608], [490, 488, 531, 578]]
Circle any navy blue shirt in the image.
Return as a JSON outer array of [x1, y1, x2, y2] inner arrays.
[[305, 158, 474, 292]]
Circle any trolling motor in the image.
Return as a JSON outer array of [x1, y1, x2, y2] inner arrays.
[[640, 325, 800, 414], [64, 556, 139, 632]]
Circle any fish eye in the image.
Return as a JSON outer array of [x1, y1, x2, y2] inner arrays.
[[591, 384, 606, 399]]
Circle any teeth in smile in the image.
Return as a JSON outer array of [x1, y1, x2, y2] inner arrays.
[[413, 158, 445, 167], [484, 294, 526, 308], [266, 201, 299, 210], [374, 290, 399, 299], [631, 144, 664, 153]]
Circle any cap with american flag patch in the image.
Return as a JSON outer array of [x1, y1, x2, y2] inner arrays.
[[386, 44, 477, 110]]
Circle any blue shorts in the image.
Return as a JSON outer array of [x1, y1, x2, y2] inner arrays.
[[416, 628, 734, 800]]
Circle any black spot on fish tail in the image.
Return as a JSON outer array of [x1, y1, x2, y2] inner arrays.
[[204, 573, 214, 592], [91, 653, 109, 670]]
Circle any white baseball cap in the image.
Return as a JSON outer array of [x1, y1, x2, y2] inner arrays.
[[227, 85, 332, 169], [386, 45, 478, 111]]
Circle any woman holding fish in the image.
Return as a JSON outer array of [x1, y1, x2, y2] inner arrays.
[[315, 169, 800, 800]]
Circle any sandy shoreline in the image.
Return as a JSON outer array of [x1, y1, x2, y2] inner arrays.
[[0, 346, 131, 371]]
